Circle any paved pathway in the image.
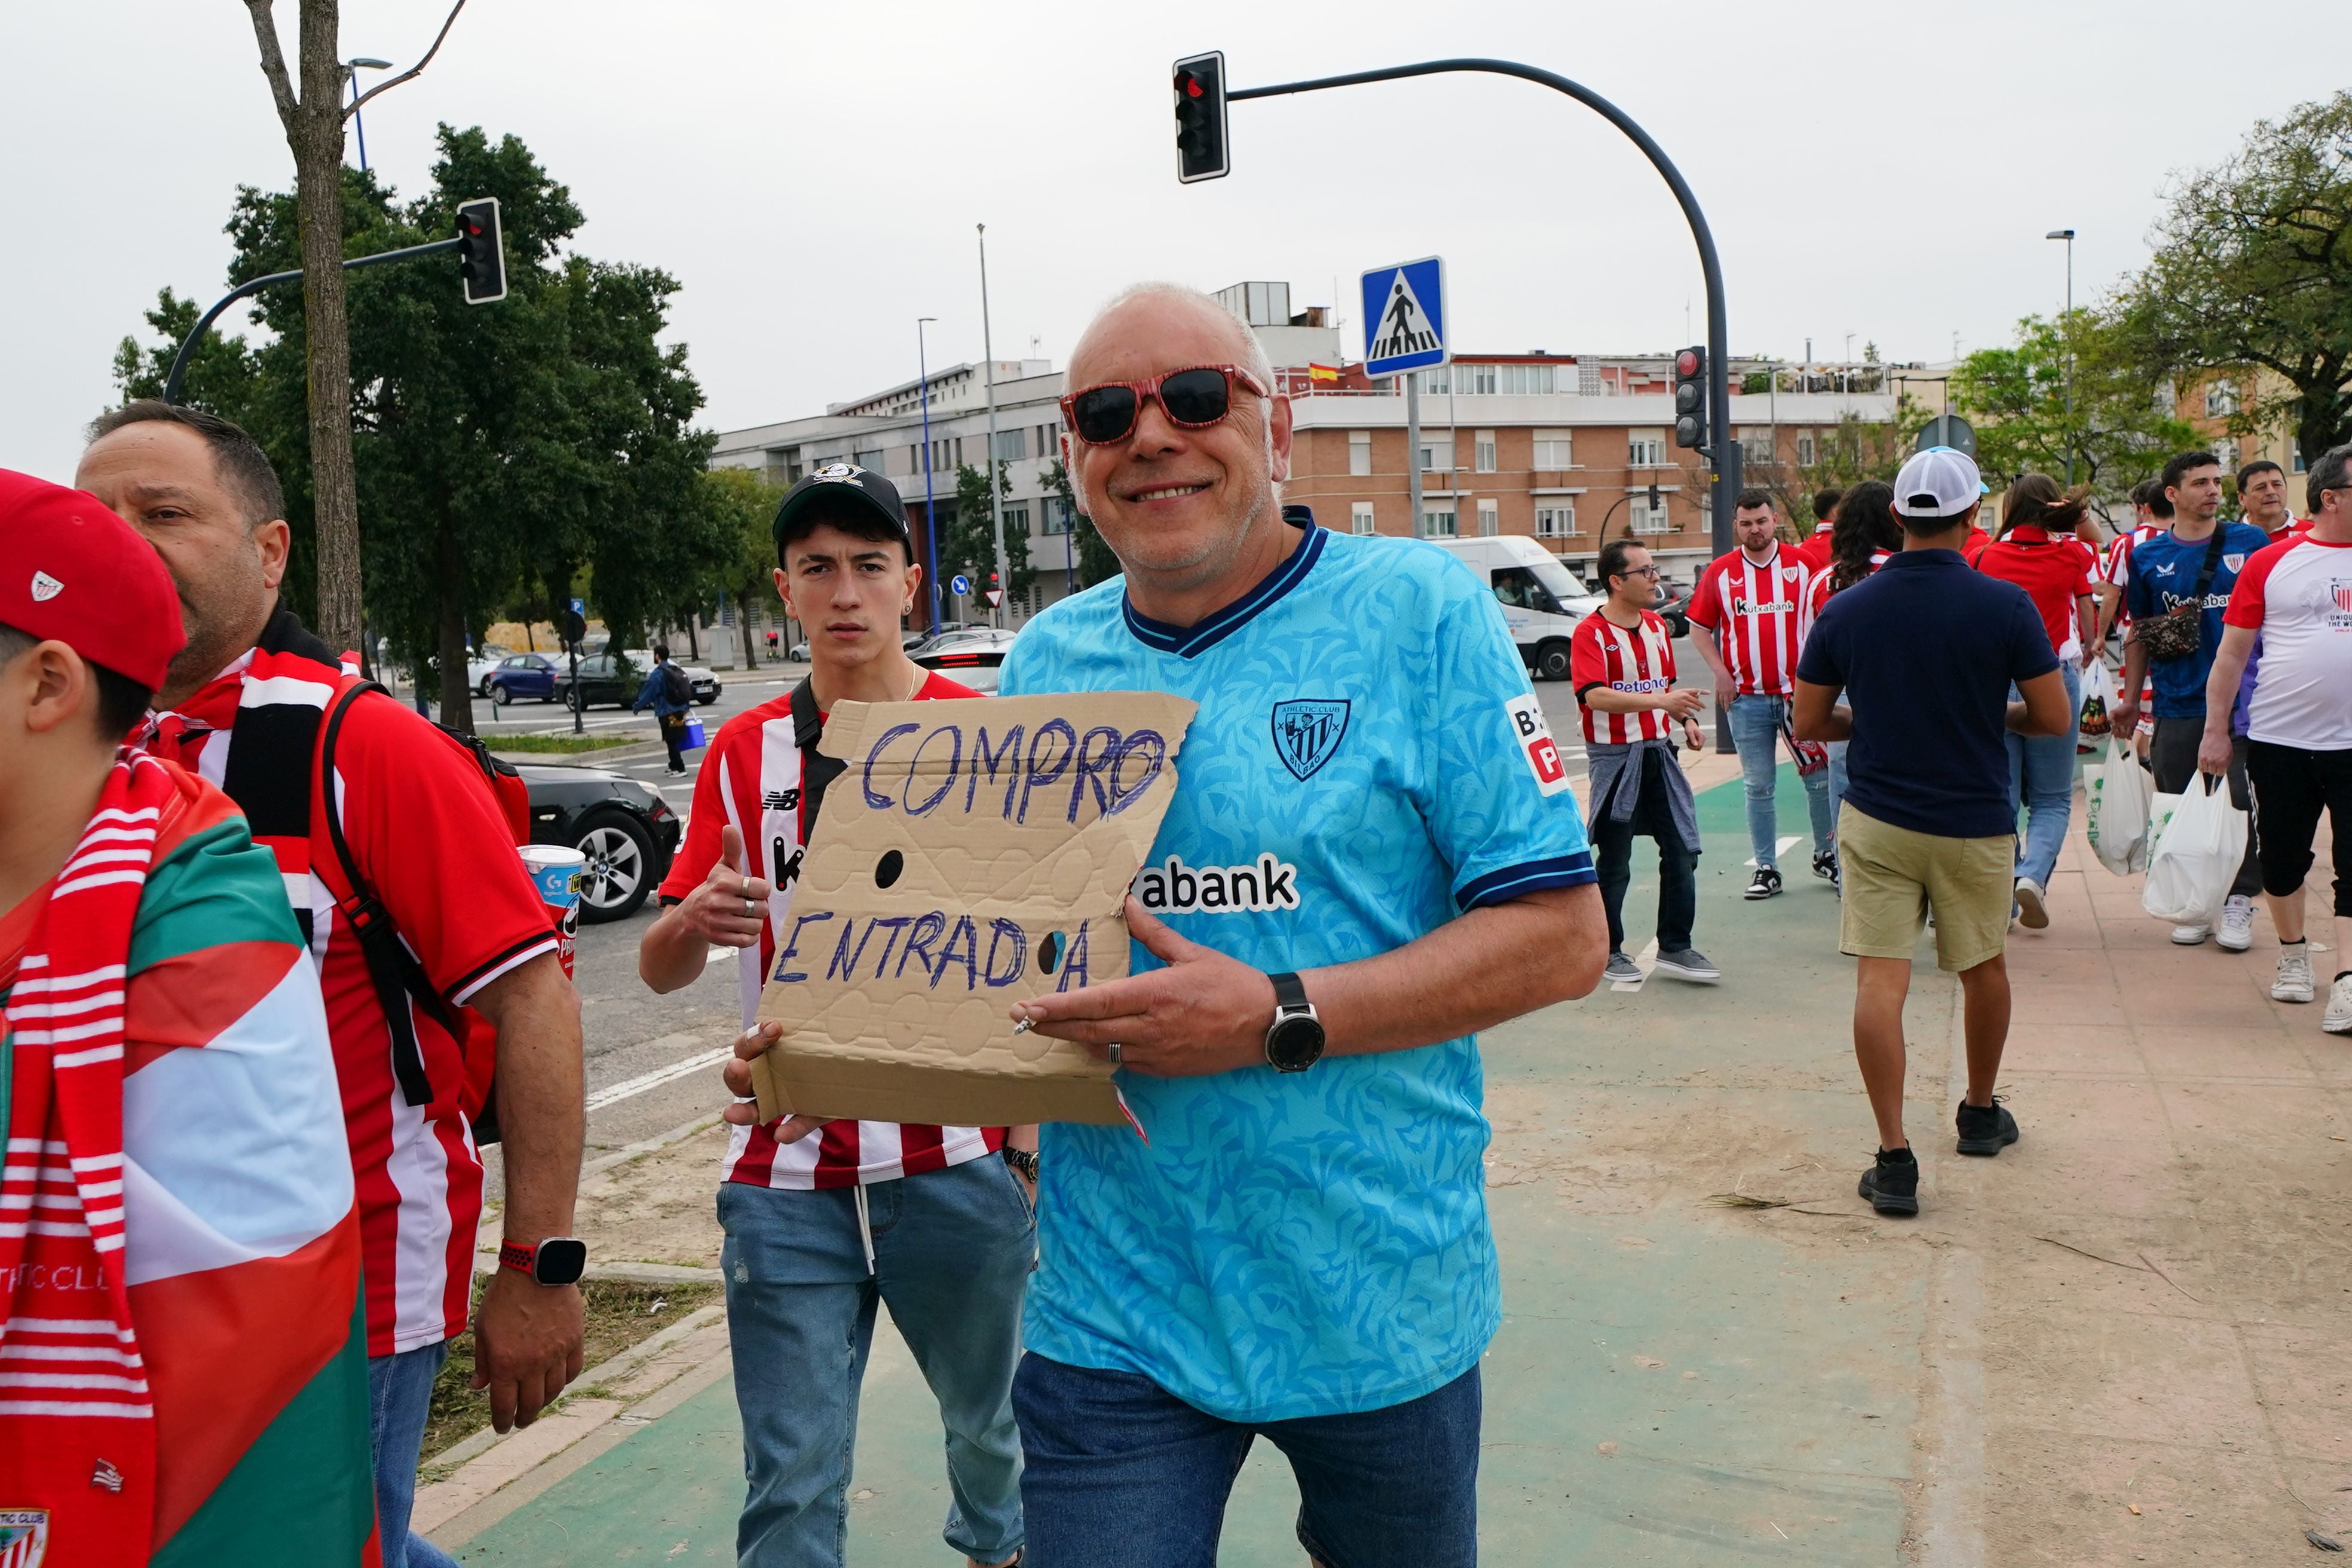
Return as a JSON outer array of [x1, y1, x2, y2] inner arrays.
[[425, 758, 2352, 1565]]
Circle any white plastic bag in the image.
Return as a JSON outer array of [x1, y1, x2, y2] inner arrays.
[[2141, 777, 2247, 926], [2084, 738, 2152, 877], [2077, 660, 2118, 751]]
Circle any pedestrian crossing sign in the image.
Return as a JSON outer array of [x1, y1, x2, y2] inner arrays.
[[1360, 257, 1448, 378]]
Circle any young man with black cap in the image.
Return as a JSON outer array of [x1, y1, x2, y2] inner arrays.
[[1793, 447, 2074, 1216], [639, 462, 1033, 1568]]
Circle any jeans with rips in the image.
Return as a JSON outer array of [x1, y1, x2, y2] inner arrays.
[[1013, 1353, 1481, 1568], [1728, 693, 1835, 869], [368, 1339, 463, 1568]]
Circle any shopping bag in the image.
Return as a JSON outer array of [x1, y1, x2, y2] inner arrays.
[[2083, 738, 2151, 877], [2140, 776, 2246, 927], [2077, 660, 2117, 752], [682, 717, 709, 751]]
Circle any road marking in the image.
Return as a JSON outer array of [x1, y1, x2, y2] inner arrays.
[[583, 1046, 735, 1114], [1744, 835, 1802, 869], [1610, 937, 1661, 993], [706, 944, 733, 964]]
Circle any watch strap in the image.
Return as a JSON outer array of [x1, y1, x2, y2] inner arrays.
[[1269, 971, 1309, 1012], [498, 1241, 537, 1278]]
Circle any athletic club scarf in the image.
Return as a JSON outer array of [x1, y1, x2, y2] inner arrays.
[[0, 751, 172, 1564]]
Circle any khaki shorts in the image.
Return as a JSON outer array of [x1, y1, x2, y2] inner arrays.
[[1838, 804, 2013, 972]]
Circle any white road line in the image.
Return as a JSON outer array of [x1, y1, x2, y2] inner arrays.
[[583, 1046, 734, 1114], [1610, 937, 1661, 993], [706, 944, 733, 964], [1744, 835, 1803, 869]]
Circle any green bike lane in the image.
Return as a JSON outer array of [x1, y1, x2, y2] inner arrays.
[[446, 763, 1953, 1564]]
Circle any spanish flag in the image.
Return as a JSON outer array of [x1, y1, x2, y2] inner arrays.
[[1307, 363, 1341, 384]]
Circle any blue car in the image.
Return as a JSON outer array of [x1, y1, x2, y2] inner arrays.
[[487, 652, 561, 706]]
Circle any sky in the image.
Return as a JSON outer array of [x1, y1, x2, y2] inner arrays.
[[4, 0, 2341, 484]]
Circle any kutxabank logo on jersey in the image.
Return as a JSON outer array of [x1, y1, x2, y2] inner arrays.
[[1270, 698, 1350, 780]]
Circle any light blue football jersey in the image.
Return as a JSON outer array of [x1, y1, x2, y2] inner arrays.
[[998, 522, 1595, 1421]]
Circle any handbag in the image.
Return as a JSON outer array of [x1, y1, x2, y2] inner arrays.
[[2132, 529, 2225, 663]]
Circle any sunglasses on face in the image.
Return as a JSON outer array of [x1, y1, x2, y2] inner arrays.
[[1058, 365, 1270, 446]]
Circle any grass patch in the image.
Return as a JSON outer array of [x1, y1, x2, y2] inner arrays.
[[420, 1279, 719, 1462], [482, 732, 643, 754]]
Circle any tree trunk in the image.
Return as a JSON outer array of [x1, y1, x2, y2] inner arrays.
[[736, 591, 760, 667], [436, 513, 473, 732]]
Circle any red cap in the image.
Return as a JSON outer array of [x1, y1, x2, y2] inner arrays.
[[0, 468, 185, 693]]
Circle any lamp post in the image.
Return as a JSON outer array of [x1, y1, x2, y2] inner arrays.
[[976, 225, 1011, 629], [343, 57, 393, 171], [2047, 228, 2076, 485], [917, 316, 942, 631]]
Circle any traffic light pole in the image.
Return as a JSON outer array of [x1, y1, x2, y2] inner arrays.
[[1224, 57, 1737, 745], [161, 235, 462, 406]]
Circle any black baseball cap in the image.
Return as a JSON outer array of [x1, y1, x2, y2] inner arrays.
[[771, 461, 912, 552]]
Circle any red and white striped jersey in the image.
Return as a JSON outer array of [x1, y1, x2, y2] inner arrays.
[[1687, 545, 1809, 696], [1799, 550, 1893, 645], [659, 673, 1006, 1190], [1570, 608, 1679, 744]]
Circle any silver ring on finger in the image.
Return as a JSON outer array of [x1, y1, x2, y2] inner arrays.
[[744, 896, 757, 920], [1107, 1041, 1123, 1066]]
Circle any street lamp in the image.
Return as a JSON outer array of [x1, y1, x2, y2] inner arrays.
[[344, 57, 393, 172], [917, 316, 942, 631], [2047, 228, 2075, 485]]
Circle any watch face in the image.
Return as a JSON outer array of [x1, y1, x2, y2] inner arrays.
[[1266, 1012, 1326, 1073], [535, 1237, 588, 1286]]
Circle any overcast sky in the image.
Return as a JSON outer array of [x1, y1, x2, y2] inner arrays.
[[5, 1, 2339, 483]]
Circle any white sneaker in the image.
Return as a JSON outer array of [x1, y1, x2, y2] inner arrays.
[[2274, 946, 2316, 1003], [2327, 974, 2352, 1036], [2170, 923, 2210, 946], [2014, 878, 2048, 930], [2216, 895, 2255, 952]]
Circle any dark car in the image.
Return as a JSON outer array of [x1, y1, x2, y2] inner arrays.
[[554, 653, 647, 712], [518, 761, 681, 922], [911, 627, 1018, 673], [487, 653, 562, 707], [1653, 580, 1695, 641]]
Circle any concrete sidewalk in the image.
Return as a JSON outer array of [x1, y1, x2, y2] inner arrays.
[[422, 761, 2352, 1565]]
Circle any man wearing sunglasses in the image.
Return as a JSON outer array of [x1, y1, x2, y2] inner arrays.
[[999, 283, 1608, 1567]]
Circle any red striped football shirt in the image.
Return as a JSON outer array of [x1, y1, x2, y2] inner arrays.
[[1687, 544, 1809, 696], [659, 672, 1006, 1190], [1570, 608, 1679, 744]]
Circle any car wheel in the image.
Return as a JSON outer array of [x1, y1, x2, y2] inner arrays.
[[1534, 640, 1573, 682], [572, 810, 655, 923], [489, 683, 509, 709]]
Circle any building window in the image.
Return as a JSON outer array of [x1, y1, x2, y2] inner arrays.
[[1422, 506, 1457, 538], [991, 429, 1028, 461], [1740, 429, 1773, 467], [1419, 434, 1454, 473], [1042, 496, 1075, 535], [1532, 430, 1573, 468], [2292, 440, 2306, 474], [1476, 498, 1500, 536], [1536, 503, 1578, 537], [1628, 431, 1666, 468], [1413, 367, 1451, 396], [852, 448, 884, 472], [1349, 431, 1372, 476], [2203, 381, 2238, 418], [1796, 433, 1817, 467], [1499, 363, 1555, 395], [1459, 364, 1497, 395], [997, 503, 1031, 537], [1578, 363, 1602, 396], [1631, 497, 1671, 534], [1351, 501, 1377, 535], [1474, 431, 1497, 472]]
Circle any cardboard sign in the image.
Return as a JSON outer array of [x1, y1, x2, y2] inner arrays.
[[749, 691, 1198, 1128]]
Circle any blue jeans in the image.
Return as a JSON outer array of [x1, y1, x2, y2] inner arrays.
[[2007, 662, 2081, 889], [718, 1156, 1033, 1567], [1728, 693, 1835, 868], [1012, 1354, 1480, 1568], [369, 1340, 463, 1568]]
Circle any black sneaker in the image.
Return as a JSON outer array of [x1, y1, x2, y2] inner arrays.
[[1744, 867, 1783, 901], [1955, 1099, 2019, 1157], [1812, 850, 1838, 883], [1858, 1148, 1918, 1215]]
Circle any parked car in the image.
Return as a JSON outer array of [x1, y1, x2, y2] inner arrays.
[[466, 645, 517, 695], [788, 624, 966, 662], [486, 652, 563, 706], [911, 626, 1019, 673], [1653, 579, 1695, 640], [517, 762, 681, 922], [553, 653, 645, 710], [1426, 535, 1600, 681]]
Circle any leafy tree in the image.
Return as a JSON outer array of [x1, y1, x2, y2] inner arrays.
[[1739, 399, 1932, 534], [943, 460, 1034, 606], [1041, 460, 1121, 589], [2114, 92, 2352, 468], [702, 466, 786, 665], [1949, 313, 2200, 525]]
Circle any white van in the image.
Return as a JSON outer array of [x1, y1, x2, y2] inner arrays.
[[1426, 535, 1602, 681]]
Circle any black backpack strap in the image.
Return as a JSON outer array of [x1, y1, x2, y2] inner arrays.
[[2188, 526, 2228, 606], [321, 682, 463, 1108], [789, 676, 847, 837]]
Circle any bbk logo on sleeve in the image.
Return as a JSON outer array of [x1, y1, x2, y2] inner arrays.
[[1505, 695, 1572, 796]]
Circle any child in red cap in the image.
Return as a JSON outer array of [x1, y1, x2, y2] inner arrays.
[[0, 469, 378, 1566]]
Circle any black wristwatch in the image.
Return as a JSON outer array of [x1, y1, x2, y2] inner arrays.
[[1003, 1147, 1039, 1183], [1264, 972, 1325, 1073], [498, 1237, 587, 1287]]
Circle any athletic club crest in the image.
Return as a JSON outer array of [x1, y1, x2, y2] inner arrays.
[[1270, 699, 1350, 781], [0, 1511, 49, 1568], [2332, 579, 2352, 615]]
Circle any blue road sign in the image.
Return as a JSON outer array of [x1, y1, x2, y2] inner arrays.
[[951, 573, 972, 597], [569, 598, 584, 615], [1360, 257, 1448, 378]]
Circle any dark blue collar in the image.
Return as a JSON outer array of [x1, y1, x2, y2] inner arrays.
[[1882, 547, 1964, 569], [1122, 523, 1328, 659]]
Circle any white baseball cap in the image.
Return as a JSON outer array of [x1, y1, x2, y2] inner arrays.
[[1892, 446, 1985, 518]]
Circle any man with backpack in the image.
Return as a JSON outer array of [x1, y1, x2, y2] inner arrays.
[[634, 643, 697, 775], [78, 403, 588, 1568]]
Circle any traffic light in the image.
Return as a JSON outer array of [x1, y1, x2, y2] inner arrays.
[[1172, 51, 1229, 184], [1672, 345, 1707, 450], [1647, 482, 1661, 513], [455, 197, 506, 305]]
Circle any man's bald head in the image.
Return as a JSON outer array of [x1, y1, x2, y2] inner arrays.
[[1067, 283, 1275, 396]]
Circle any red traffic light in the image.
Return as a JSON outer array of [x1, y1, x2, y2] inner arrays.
[[1178, 71, 1203, 99], [1675, 348, 1700, 378]]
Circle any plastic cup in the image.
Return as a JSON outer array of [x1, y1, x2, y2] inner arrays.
[[520, 844, 587, 978]]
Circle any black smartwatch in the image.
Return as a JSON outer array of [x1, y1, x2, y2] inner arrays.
[[1263, 972, 1325, 1073], [499, 1237, 587, 1287]]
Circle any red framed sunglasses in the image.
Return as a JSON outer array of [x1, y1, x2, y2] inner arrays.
[[1058, 364, 1270, 446]]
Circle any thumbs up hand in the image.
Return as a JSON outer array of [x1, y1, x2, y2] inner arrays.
[[682, 823, 771, 948]]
